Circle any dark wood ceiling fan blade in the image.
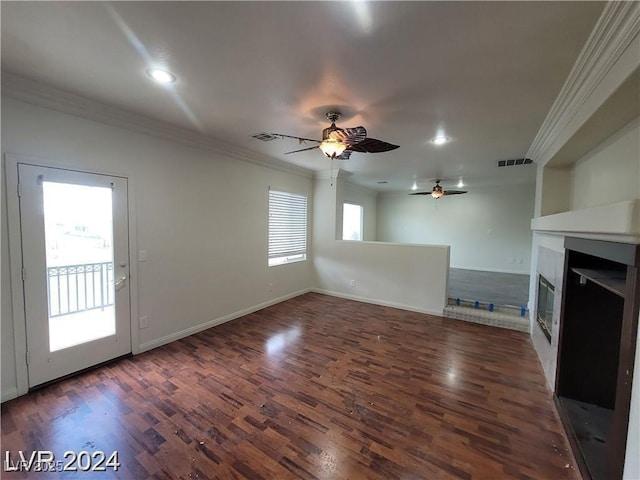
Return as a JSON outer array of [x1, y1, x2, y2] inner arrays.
[[270, 132, 322, 144], [343, 126, 367, 145], [348, 137, 400, 153], [443, 190, 467, 195], [284, 145, 320, 154], [409, 192, 433, 196]]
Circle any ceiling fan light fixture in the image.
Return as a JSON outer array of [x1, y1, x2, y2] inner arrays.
[[319, 140, 347, 158], [431, 182, 444, 198]]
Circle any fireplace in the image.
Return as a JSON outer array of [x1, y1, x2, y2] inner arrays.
[[536, 274, 554, 342], [555, 238, 640, 480]]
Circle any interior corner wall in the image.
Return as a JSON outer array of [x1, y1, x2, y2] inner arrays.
[[343, 182, 378, 241], [376, 183, 535, 274], [1, 97, 314, 401], [312, 175, 449, 315], [570, 118, 640, 210]]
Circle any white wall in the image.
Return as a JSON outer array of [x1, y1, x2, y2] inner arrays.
[[1, 97, 314, 400], [342, 182, 377, 241], [571, 119, 640, 210], [376, 183, 535, 273], [313, 173, 449, 315]]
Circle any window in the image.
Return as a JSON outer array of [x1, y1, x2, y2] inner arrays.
[[342, 202, 363, 241], [268, 189, 307, 266]]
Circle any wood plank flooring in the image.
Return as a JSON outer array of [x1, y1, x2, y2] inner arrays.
[[1, 293, 578, 479]]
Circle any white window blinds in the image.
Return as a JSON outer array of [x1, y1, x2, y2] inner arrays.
[[268, 189, 307, 266]]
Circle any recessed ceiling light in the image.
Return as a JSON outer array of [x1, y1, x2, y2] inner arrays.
[[146, 68, 176, 84], [457, 179, 465, 188], [431, 135, 450, 146], [411, 181, 418, 191]]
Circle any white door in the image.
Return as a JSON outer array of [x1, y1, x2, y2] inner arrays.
[[18, 164, 131, 387]]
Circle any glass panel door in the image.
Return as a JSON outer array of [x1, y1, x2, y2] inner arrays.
[[19, 164, 131, 387], [43, 181, 116, 351]]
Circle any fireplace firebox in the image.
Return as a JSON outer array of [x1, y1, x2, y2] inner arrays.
[[555, 237, 640, 480]]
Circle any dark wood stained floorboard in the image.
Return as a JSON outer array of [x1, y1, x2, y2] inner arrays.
[[1, 293, 578, 479]]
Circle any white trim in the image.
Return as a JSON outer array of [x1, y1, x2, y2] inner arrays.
[[311, 288, 444, 317], [527, 1, 640, 165], [531, 199, 640, 242], [1, 387, 18, 404], [126, 176, 140, 355], [529, 232, 640, 245], [3, 153, 139, 394], [139, 289, 311, 353], [2, 72, 313, 180], [4, 155, 30, 397]]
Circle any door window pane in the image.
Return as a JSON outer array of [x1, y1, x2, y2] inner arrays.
[[43, 182, 115, 351]]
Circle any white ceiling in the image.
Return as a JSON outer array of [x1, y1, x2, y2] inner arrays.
[[1, 1, 605, 192]]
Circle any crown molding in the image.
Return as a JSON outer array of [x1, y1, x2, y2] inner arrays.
[[314, 168, 353, 181], [343, 181, 378, 197], [1, 72, 313, 179], [526, 1, 640, 165]]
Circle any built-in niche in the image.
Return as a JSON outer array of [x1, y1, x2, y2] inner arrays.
[[555, 237, 640, 480]]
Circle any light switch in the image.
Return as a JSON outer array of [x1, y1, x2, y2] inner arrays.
[[139, 249, 148, 262]]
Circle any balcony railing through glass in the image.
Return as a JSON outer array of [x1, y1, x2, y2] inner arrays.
[[47, 261, 114, 318]]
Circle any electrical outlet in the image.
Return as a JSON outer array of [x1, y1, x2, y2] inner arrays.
[[139, 315, 149, 329], [350, 280, 356, 287]]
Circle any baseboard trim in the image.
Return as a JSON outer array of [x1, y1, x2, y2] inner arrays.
[[311, 289, 444, 317], [138, 289, 311, 353], [1, 387, 18, 403]]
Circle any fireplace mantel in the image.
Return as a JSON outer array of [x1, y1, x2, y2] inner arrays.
[[531, 199, 640, 243]]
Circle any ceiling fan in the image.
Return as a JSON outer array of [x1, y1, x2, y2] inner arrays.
[[266, 111, 399, 160], [410, 180, 467, 199]]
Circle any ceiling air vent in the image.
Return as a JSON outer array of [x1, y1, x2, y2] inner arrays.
[[251, 132, 279, 142], [497, 158, 533, 168]]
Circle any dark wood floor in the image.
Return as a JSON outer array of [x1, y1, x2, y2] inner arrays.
[[2, 293, 578, 479]]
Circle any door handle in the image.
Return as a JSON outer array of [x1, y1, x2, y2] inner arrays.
[[115, 276, 127, 291]]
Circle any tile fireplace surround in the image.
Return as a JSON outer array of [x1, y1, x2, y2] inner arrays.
[[532, 245, 565, 386]]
